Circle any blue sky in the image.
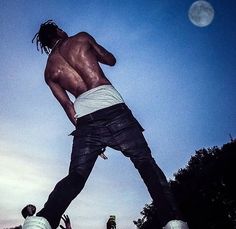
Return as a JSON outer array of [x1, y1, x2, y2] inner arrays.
[[0, 0, 235, 228]]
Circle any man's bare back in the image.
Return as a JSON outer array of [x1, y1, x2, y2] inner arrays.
[[44, 31, 116, 125]]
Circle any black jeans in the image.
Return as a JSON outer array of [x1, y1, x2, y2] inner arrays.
[[37, 103, 181, 228]]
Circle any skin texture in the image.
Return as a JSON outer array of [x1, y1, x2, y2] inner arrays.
[[44, 29, 116, 126]]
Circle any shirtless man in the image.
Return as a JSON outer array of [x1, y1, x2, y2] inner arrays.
[[27, 20, 188, 229]]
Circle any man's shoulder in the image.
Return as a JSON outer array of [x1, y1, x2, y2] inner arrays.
[[44, 58, 58, 83], [72, 31, 93, 41], [44, 66, 52, 84], [74, 31, 91, 37]]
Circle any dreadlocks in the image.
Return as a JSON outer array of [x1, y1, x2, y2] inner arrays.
[[32, 20, 59, 55]]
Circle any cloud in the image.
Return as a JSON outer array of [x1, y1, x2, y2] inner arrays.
[[0, 137, 64, 228]]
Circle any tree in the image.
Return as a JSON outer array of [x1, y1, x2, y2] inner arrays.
[[134, 140, 236, 229]]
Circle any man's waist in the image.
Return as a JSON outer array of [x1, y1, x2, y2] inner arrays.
[[76, 103, 129, 126], [74, 84, 124, 118]]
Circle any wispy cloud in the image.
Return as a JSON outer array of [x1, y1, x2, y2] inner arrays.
[[0, 137, 63, 228]]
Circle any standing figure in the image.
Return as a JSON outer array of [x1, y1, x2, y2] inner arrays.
[[106, 215, 116, 229], [27, 20, 189, 229]]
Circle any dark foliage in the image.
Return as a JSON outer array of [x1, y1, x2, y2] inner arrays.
[[133, 203, 162, 229], [134, 139, 236, 229]]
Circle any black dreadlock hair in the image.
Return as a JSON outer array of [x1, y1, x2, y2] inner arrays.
[[32, 20, 59, 55]]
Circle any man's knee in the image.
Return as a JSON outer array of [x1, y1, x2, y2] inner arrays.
[[68, 164, 95, 187], [69, 170, 88, 185], [69, 151, 97, 180], [131, 153, 156, 170]]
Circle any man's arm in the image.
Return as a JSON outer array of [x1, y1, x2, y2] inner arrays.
[[46, 79, 77, 126], [81, 32, 116, 66]]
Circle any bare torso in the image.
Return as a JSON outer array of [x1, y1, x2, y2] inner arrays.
[[45, 32, 115, 98], [44, 32, 116, 125]]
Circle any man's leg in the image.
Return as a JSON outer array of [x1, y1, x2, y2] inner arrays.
[[36, 172, 88, 229], [106, 110, 183, 226], [36, 128, 101, 229]]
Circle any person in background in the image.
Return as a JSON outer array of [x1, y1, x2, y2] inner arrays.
[[21, 205, 36, 219]]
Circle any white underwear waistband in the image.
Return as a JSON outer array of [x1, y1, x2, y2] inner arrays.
[[74, 85, 124, 118]]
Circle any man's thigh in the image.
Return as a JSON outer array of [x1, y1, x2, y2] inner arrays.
[[69, 127, 102, 178], [107, 112, 151, 158]]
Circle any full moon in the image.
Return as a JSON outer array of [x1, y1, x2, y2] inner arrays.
[[188, 0, 215, 27]]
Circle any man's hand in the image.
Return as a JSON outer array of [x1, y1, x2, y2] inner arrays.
[[99, 152, 108, 160], [60, 215, 72, 229], [98, 148, 108, 160]]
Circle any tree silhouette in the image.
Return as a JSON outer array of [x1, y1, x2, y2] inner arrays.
[[134, 139, 236, 229]]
